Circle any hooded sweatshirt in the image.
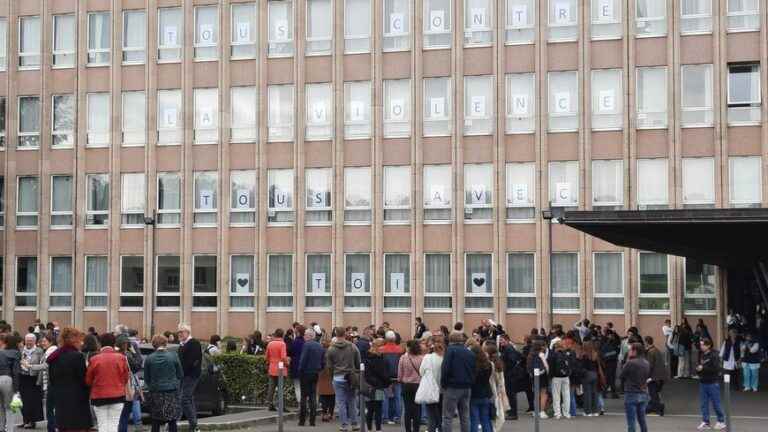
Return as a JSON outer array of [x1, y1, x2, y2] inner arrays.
[[325, 339, 361, 379]]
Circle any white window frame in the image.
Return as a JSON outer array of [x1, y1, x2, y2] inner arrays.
[[506, 252, 536, 313], [50, 174, 73, 229], [305, 83, 333, 141], [636, 66, 668, 129], [727, 0, 760, 32], [591, 159, 624, 208], [86, 93, 111, 147], [551, 252, 580, 314], [728, 156, 762, 207], [86, 12, 111, 67], [230, 86, 258, 142], [345, 0, 372, 53], [591, 0, 622, 40], [122, 10, 146, 64], [51, 94, 75, 149], [463, 163, 494, 223], [52, 14, 75, 68], [268, 0, 295, 58], [424, 0, 452, 49], [423, 164, 453, 224], [16, 176, 39, 229], [193, 5, 219, 61], [591, 68, 623, 131], [15, 256, 38, 310], [229, 255, 255, 311], [119, 255, 144, 310], [18, 96, 40, 149], [505, 162, 536, 222], [267, 168, 295, 226], [157, 172, 182, 227], [305, 168, 333, 226], [727, 63, 761, 126], [193, 88, 219, 144], [636, 158, 669, 208], [344, 253, 372, 312], [383, 165, 411, 225], [464, 0, 493, 47], [548, 0, 578, 42], [267, 84, 295, 142], [423, 77, 453, 136], [306, 0, 333, 56], [683, 259, 717, 315], [463, 75, 494, 136], [86, 173, 110, 228], [505, 73, 535, 134], [193, 171, 218, 227], [592, 251, 625, 314], [18, 16, 41, 70], [424, 253, 453, 312], [638, 252, 670, 315], [84, 255, 109, 311], [231, 2, 258, 59], [267, 254, 294, 312], [505, 0, 535, 45], [382, 0, 411, 52], [158, 7, 183, 62], [121, 173, 146, 228], [635, 0, 667, 38], [682, 157, 715, 206], [344, 81, 372, 139], [157, 89, 183, 145], [383, 253, 412, 312], [155, 255, 181, 310], [230, 170, 257, 227], [680, 0, 712, 35], [383, 79, 412, 138], [122, 91, 146, 146], [549, 161, 580, 208], [464, 252, 494, 312], [681, 64, 714, 127], [48, 256, 73, 311], [548, 71, 579, 132], [344, 166, 372, 225], [305, 253, 333, 311], [192, 255, 218, 310]]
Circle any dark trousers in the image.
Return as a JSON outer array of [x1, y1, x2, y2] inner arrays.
[[299, 373, 319, 425], [525, 386, 535, 411], [151, 420, 178, 432], [267, 376, 280, 408], [320, 394, 335, 416], [668, 348, 678, 377], [604, 361, 618, 394], [44, 391, 56, 432], [647, 380, 665, 414], [426, 399, 442, 432], [402, 383, 420, 432], [181, 376, 199, 429], [118, 402, 132, 432], [366, 400, 383, 431]]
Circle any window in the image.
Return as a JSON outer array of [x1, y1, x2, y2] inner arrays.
[[268, 255, 293, 310], [156, 255, 180, 308], [344, 81, 372, 138], [306, 168, 332, 224], [684, 258, 716, 313], [0, 18, 6, 70], [464, 164, 493, 222], [464, 76, 494, 135], [0, 176, 3, 226], [465, 0, 492, 46], [16, 257, 37, 307], [87, 12, 111, 65], [51, 175, 73, 227], [158, 8, 183, 62], [384, 254, 411, 310], [121, 173, 145, 227], [194, 88, 218, 144], [193, 171, 218, 226], [307, 0, 332, 55], [231, 3, 257, 59], [231, 86, 257, 142], [593, 252, 623, 312], [53, 15, 75, 67], [636, 0, 667, 37], [306, 83, 333, 140], [591, 69, 623, 130], [592, 0, 622, 39], [230, 170, 256, 225], [268, 84, 295, 141], [727, 0, 760, 32], [157, 173, 181, 226], [268, 0, 294, 57], [49, 257, 72, 309], [120, 256, 144, 308], [639, 252, 669, 312], [423, 165, 452, 222], [682, 157, 715, 207], [85, 256, 108, 309], [194, 6, 218, 60], [637, 159, 668, 209], [728, 63, 761, 125], [268, 169, 294, 224], [506, 73, 535, 133], [123, 10, 146, 63], [424, 0, 452, 49], [345, 254, 371, 310], [548, 71, 579, 131], [549, 161, 579, 208], [681, 0, 712, 34], [384, 166, 410, 223], [0, 97, 5, 147], [157, 89, 182, 144], [122, 91, 146, 146], [507, 253, 535, 311], [87, 93, 110, 147], [506, 0, 535, 45], [681, 64, 713, 127], [729, 156, 762, 207], [383, 0, 410, 52], [51, 94, 75, 148], [17, 176, 39, 227], [193, 256, 217, 308], [551, 252, 579, 312], [344, 167, 372, 223], [465, 253, 493, 310], [18, 96, 40, 149], [86, 174, 109, 226], [383, 79, 411, 138], [423, 77, 452, 136], [592, 160, 623, 208], [230, 255, 255, 309], [306, 254, 332, 309], [19, 16, 40, 69], [548, 0, 578, 42], [345, 0, 371, 53], [506, 162, 535, 220], [425, 254, 452, 310], [636, 67, 668, 128]]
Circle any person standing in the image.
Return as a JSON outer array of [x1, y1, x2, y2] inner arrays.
[[26, 333, 57, 432], [468, 344, 493, 432], [398, 340, 424, 432], [549, 341, 572, 419], [380, 331, 404, 425], [526, 341, 549, 419], [326, 327, 362, 432], [441, 332, 476, 432], [177, 323, 202, 432], [499, 336, 525, 420], [619, 343, 651, 432], [644, 336, 668, 416], [697, 338, 726, 430], [18, 334, 44, 429], [719, 329, 741, 390], [288, 325, 306, 404], [317, 339, 336, 423], [580, 342, 600, 416], [297, 329, 324, 426], [0, 335, 20, 432], [364, 339, 391, 432], [740, 332, 760, 392], [419, 336, 444, 432], [144, 335, 183, 432], [414, 318, 427, 340], [265, 328, 289, 412], [662, 320, 677, 376], [47, 327, 93, 432], [677, 321, 693, 379], [85, 333, 129, 432]]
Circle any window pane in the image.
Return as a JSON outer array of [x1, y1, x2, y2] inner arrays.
[[383, 0, 410, 52], [345, 167, 371, 222], [591, 69, 623, 129], [593, 252, 623, 311], [384, 166, 410, 222], [639, 253, 668, 297], [268, 0, 294, 57], [19, 96, 41, 148], [157, 89, 182, 144], [344, 81, 372, 138], [681, 0, 712, 34], [548, 71, 579, 131], [551, 253, 579, 311], [506, 162, 535, 219], [194, 172, 218, 225], [19, 16, 41, 68], [636, 0, 667, 36], [123, 10, 146, 63], [425, 254, 451, 309], [306, 83, 333, 140], [230, 170, 256, 225], [85, 256, 108, 308], [230, 255, 254, 309], [194, 88, 218, 143], [383, 79, 411, 137], [120, 256, 144, 307], [52, 94, 75, 148], [549, 161, 579, 207], [158, 8, 183, 61], [506, 0, 535, 44], [231, 3, 257, 59], [51, 175, 73, 227], [424, 0, 452, 48], [423, 77, 452, 136], [268, 85, 295, 141], [345, 0, 371, 53], [194, 6, 218, 60], [345, 254, 371, 309], [122, 91, 146, 145], [305, 168, 332, 223], [507, 253, 535, 310], [307, 0, 332, 55], [548, 0, 578, 41], [591, 160, 623, 207], [16, 257, 37, 307], [682, 158, 715, 205], [727, 0, 760, 31], [684, 258, 716, 312], [465, 253, 492, 310], [681, 64, 713, 126], [121, 173, 146, 226], [636, 67, 668, 128], [306, 254, 331, 308], [506, 73, 535, 133], [591, 0, 622, 39], [53, 15, 75, 67], [729, 156, 761, 206], [268, 255, 293, 308], [268, 169, 294, 223], [87, 93, 110, 146], [157, 255, 180, 308], [87, 12, 111, 65], [637, 159, 668, 207], [231, 86, 258, 142], [464, 164, 493, 221], [464, 0, 493, 46], [464, 76, 494, 135], [384, 254, 411, 310], [193, 256, 217, 308], [424, 165, 452, 221], [158, 173, 181, 225]]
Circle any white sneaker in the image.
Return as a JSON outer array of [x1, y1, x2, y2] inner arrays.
[[564, 414, 572, 419], [697, 422, 712, 430], [539, 412, 549, 419], [554, 414, 562, 419], [713, 422, 727, 430]]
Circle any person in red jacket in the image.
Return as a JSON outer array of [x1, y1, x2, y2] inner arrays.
[[266, 328, 289, 411], [86, 333, 129, 432]]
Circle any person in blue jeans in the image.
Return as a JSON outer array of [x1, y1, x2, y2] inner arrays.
[[619, 342, 651, 432], [696, 339, 726, 430], [468, 344, 493, 432]]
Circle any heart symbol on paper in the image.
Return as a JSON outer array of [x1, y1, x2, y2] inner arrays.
[[473, 277, 485, 287], [237, 278, 249, 287]]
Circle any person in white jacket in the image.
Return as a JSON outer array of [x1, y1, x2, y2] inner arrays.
[[417, 336, 444, 432], [740, 333, 761, 391], [483, 342, 510, 432]]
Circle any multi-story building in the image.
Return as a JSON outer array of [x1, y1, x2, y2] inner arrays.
[[0, 0, 763, 341]]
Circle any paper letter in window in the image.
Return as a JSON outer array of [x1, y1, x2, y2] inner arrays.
[[512, 95, 529, 116], [390, 273, 405, 294], [555, 2, 570, 24], [471, 9, 486, 29], [237, 23, 251, 42], [350, 273, 366, 292], [311, 103, 328, 124], [273, 187, 289, 208], [199, 189, 214, 209], [430, 185, 445, 205], [471, 96, 486, 117], [598, 90, 615, 112], [429, 10, 444, 32], [390, 99, 405, 121], [470, 185, 487, 204], [390, 13, 404, 34], [554, 92, 570, 113], [165, 26, 178, 46], [598, 0, 613, 21], [163, 108, 177, 128], [200, 108, 214, 127], [511, 5, 527, 27], [311, 273, 326, 293], [511, 184, 529, 205], [350, 101, 365, 121], [430, 97, 446, 119], [235, 273, 250, 293], [556, 182, 571, 203], [471, 273, 487, 293], [236, 189, 250, 209], [274, 20, 288, 40], [200, 24, 214, 43]]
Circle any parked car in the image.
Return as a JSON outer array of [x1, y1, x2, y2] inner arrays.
[[138, 343, 228, 416]]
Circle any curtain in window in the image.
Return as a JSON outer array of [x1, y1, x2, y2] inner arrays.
[[18, 177, 39, 213], [683, 158, 714, 203], [344, 168, 371, 208], [268, 1, 293, 41], [637, 159, 667, 205], [19, 98, 40, 133], [21, 17, 40, 54], [88, 175, 109, 211], [551, 253, 578, 294], [230, 171, 256, 210], [124, 11, 145, 48], [52, 176, 72, 212], [122, 92, 146, 133], [89, 13, 110, 50], [268, 169, 293, 209], [423, 165, 451, 208], [232, 4, 256, 43], [640, 253, 667, 294], [53, 95, 75, 133], [683, 65, 712, 109], [549, 161, 579, 205], [592, 160, 622, 205], [158, 174, 180, 210], [50, 257, 72, 307], [230, 256, 254, 308], [54, 15, 74, 52], [306, 255, 331, 294], [269, 255, 292, 294], [425, 255, 450, 294], [506, 163, 535, 207], [637, 68, 666, 113], [385, 255, 410, 294], [346, 0, 371, 38], [508, 254, 534, 294], [730, 157, 761, 204], [595, 254, 622, 294], [88, 94, 110, 133], [465, 254, 492, 294], [384, 166, 410, 207], [86, 256, 108, 307], [194, 173, 217, 210], [345, 254, 370, 308], [307, 0, 332, 40], [122, 174, 145, 213], [195, 7, 217, 45], [231, 87, 257, 129], [306, 168, 331, 208], [17, 258, 37, 293], [464, 164, 492, 205]]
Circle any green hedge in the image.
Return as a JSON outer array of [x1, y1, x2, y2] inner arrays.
[[212, 353, 297, 406]]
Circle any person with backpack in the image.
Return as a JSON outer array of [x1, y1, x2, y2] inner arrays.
[[499, 336, 526, 420], [549, 341, 572, 419], [363, 339, 391, 432]]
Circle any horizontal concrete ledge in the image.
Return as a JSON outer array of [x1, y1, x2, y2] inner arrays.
[[178, 411, 299, 431]]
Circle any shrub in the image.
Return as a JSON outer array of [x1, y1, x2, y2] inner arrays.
[[212, 353, 296, 406]]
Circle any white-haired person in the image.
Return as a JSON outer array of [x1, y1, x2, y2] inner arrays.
[[177, 324, 202, 432], [380, 330, 404, 424], [19, 333, 44, 429]]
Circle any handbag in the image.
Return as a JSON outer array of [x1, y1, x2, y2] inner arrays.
[[124, 356, 136, 401], [414, 357, 440, 404]]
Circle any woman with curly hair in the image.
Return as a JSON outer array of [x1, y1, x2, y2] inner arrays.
[[144, 334, 184, 432]]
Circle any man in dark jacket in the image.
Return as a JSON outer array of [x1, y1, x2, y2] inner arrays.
[[414, 318, 427, 340], [441, 331, 476, 432], [178, 323, 202, 432], [644, 336, 669, 416], [499, 336, 526, 420], [696, 339, 726, 430], [298, 329, 324, 426], [288, 325, 306, 405]]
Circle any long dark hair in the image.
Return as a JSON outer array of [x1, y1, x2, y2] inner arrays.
[[472, 344, 491, 371], [483, 341, 504, 372]]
